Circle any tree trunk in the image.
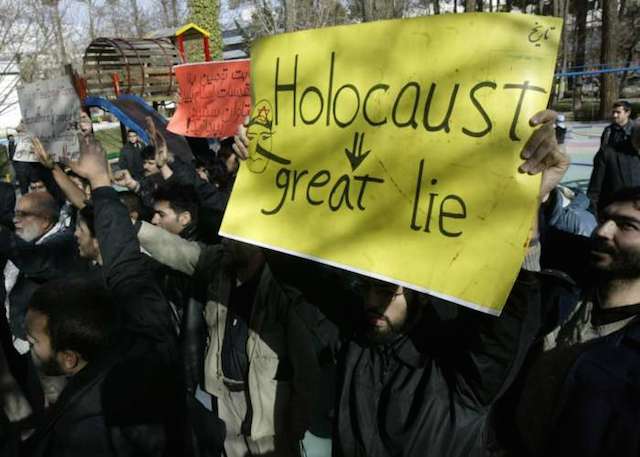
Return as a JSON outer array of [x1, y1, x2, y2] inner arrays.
[[453, 0, 458, 13], [130, 0, 144, 37], [432, 0, 440, 14], [159, 0, 171, 26], [558, 0, 570, 99], [505, 0, 512, 11], [619, 0, 626, 18], [51, 1, 68, 67], [171, 0, 179, 26], [465, 0, 477, 11], [619, 43, 636, 92], [80, 0, 98, 40], [283, 0, 296, 29], [599, 0, 619, 119], [572, 0, 588, 113]]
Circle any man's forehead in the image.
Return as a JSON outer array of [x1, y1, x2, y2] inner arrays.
[[154, 200, 171, 211], [26, 309, 47, 329], [17, 198, 33, 211], [603, 200, 640, 218]]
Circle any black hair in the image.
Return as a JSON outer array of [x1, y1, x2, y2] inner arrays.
[[119, 191, 142, 218], [598, 186, 640, 213], [29, 278, 115, 362], [141, 145, 156, 161], [219, 137, 235, 160], [152, 183, 199, 224], [29, 177, 45, 185], [78, 204, 96, 237], [613, 100, 633, 114]]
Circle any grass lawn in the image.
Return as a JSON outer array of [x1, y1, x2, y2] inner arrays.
[[94, 127, 123, 162]]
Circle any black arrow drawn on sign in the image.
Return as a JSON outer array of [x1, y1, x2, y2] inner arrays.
[[344, 132, 371, 172]]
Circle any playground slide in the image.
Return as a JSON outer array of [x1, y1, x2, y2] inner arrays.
[[83, 94, 193, 162]]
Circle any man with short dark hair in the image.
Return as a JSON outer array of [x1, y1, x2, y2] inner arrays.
[[28, 179, 47, 194], [602, 100, 634, 149], [113, 145, 164, 212], [117, 129, 144, 181], [588, 101, 640, 211], [21, 137, 185, 457], [26, 278, 114, 377], [152, 183, 199, 239], [504, 185, 640, 457], [74, 205, 100, 263]]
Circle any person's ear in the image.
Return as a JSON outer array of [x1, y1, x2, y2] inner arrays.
[[178, 211, 192, 227], [57, 350, 83, 374]]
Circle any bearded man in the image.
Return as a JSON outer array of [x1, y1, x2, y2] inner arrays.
[[1, 192, 86, 354], [511, 185, 640, 457], [231, 108, 569, 457]]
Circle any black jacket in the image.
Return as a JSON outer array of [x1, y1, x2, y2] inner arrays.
[[23, 187, 183, 457], [267, 252, 542, 457], [499, 231, 640, 457], [0, 226, 88, 341], [587, 143, 640, 211], [543, 317, 640, 457], [118, 143, 145, 181]]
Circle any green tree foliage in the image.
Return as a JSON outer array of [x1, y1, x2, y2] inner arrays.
[[188, 0, 223, 60]]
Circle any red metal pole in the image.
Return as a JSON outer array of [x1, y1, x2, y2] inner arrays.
[[177, 35, 186, 62], [203, 36, 211, 61], [111, 73, 121, 97]]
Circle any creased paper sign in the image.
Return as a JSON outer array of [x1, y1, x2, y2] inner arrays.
[[17, 76, 81, 162], [220, 13, 562, 315], [167, 60, 252, 138]]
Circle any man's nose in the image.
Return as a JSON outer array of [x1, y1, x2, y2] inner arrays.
[[595, 220, 616, 239]]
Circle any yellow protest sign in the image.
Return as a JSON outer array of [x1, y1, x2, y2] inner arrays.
[[220, 13, 562, 315]]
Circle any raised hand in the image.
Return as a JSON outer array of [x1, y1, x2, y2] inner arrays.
[[32, 137, 55, 170], [519, 110, 570, 201], [232, 117, 249, 160], [145, 117, 169, 168], [113, 169, 138, 191], [67, 136, 110, 189]]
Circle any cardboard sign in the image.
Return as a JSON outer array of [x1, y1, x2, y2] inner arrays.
[[220, 13, 562, 315], [12, 135, 37, 162], [17, 76, 80, 162], [167, 60, 251, 138]]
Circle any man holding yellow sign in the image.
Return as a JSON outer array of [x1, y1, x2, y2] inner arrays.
[[225, 12, 566, 457]]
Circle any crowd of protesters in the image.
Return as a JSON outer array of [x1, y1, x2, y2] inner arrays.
[[0, 96, 639, 457]]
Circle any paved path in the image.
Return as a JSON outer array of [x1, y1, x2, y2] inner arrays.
[[561, 121, 607, 190]]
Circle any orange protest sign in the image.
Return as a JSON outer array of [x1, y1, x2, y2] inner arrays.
[[167, 60, 251, 138]]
